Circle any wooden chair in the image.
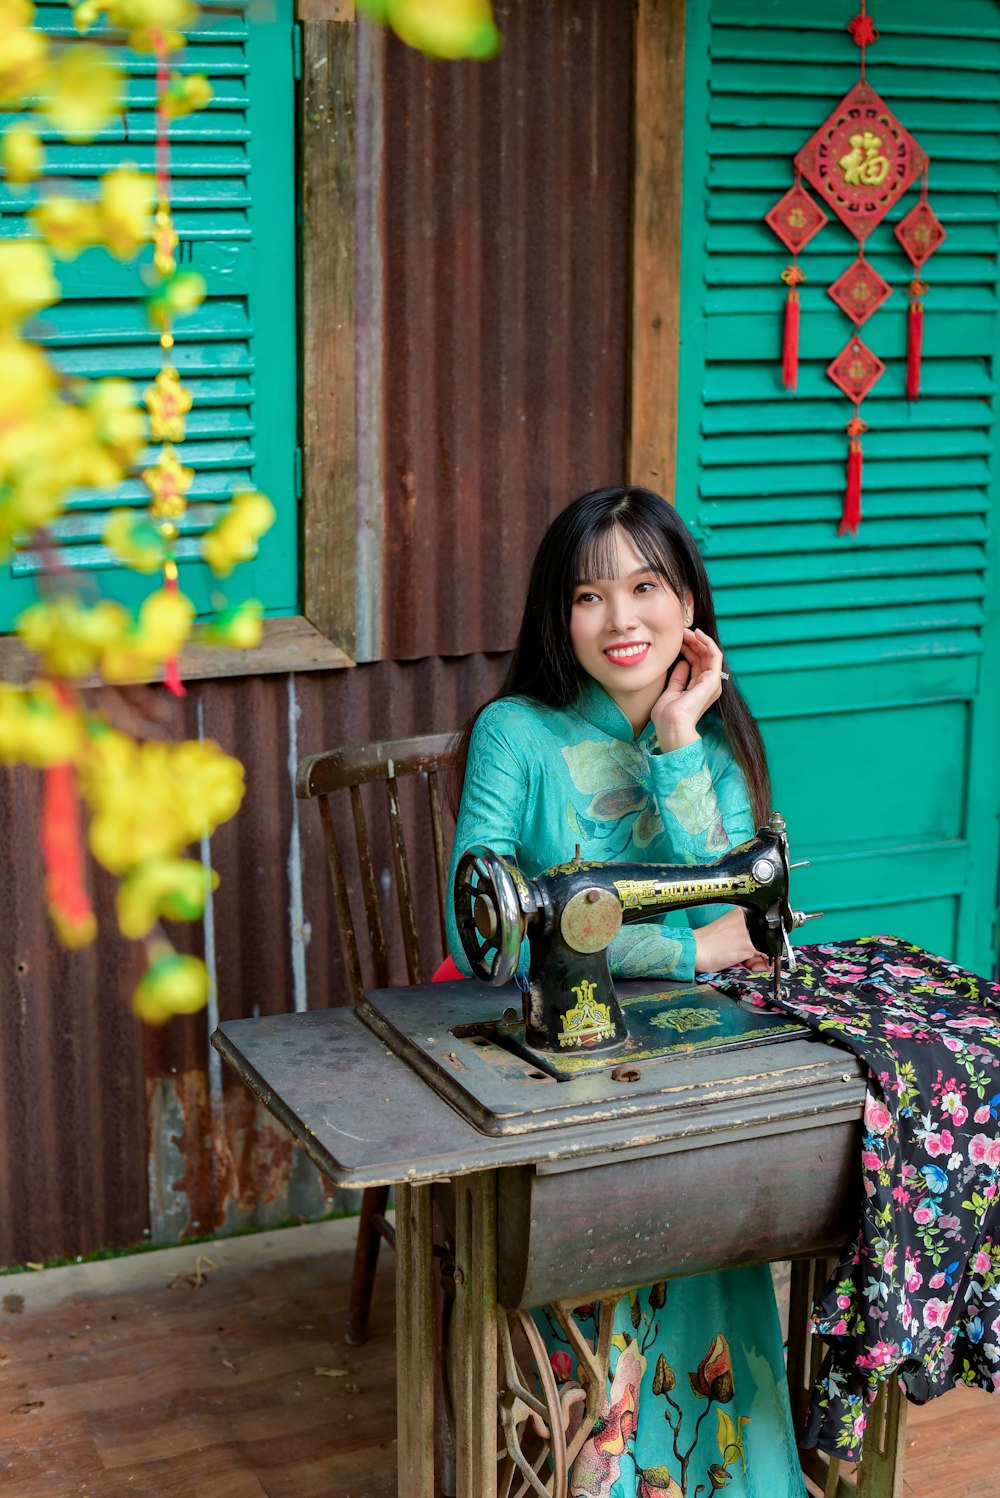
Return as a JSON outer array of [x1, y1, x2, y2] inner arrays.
[[296, 731, 457, 1346]]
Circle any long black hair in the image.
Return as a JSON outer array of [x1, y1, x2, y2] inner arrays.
[[452, 487, 771, 827]]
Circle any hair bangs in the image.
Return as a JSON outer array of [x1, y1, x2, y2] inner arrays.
[[573, 513, 687, 601]]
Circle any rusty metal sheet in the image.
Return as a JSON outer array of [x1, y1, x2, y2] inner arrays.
[[0, 654, 509, 1263], [380, 0, 633, 660]]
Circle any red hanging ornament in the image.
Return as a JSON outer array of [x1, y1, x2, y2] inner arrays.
[[895, 181, 944, 402], [827, 337, 885, 536], [905, 278, 928, 401], [163, 561, 186, 697], [42, 759, 96, 948], [763, 1, 940, 533], [827, 251, 892, 326], [780, 264, 805, 391]]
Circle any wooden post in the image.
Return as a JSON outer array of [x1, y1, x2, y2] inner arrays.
[[395, 1182, 437, 1497], [300, 9, 358, 655], [628, 0, 687, 499], [452, 1171, 499, 1498]]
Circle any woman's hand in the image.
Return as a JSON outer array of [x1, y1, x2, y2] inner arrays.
[[694, 907, 770, 974], [651, 628, 725, 753]]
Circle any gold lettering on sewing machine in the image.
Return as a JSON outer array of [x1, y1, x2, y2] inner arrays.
[[614, 873, 756, 911], [559, 978, 616, 1048]]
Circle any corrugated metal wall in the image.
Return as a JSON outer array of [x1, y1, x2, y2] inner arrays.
[[0, 0, 634, 1265], [381, 0, 632, 658]]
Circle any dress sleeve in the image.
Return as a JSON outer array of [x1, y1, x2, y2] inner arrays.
[[646, 726, 756, 935], [445, 705, 530, 975]]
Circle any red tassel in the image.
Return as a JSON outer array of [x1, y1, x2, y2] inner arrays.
[[782, 288, 801, 392], [906, 288, 925, 402], [164, 656, 186, 697], [779, 265, 805, 393], [42, 762, 96, 948], [839, 420, 866, 537]]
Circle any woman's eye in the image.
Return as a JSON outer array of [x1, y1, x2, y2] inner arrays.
[[574, 590, 599, 605], [634, 580, 656, 594]]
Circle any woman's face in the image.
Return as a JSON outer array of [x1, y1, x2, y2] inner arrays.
[[569, 526, 691, 731]]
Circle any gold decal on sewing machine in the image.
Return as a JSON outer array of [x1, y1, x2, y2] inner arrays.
[[559, 979, 616, 1048], [614, 873, 756, 910]]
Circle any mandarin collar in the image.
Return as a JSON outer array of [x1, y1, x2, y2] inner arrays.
[[574, 677, 658, 746]]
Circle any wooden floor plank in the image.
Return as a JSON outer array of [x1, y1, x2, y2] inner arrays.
[[0, 1224, 998, 1497]]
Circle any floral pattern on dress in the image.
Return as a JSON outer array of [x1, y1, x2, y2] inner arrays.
[[541, 1287, 754, 1497], [562, 739, 664, 851], [713, 936, 1000, 1461], [663, 766, 728, 856]]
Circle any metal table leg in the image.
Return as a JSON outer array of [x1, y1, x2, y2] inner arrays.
[[396, 1182, 437, 1498]]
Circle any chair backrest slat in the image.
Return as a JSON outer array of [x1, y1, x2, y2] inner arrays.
[[350, 782, 391, 989], [385, 763, 423, 986], [317, 793, 365, 1004], [299, 732, 457, 1000], [426, 768, 448, 955]]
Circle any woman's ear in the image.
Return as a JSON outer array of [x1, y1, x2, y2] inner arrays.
[[683, 590, 694, 627]]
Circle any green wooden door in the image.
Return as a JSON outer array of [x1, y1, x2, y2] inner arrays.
[[677, 0, 1000, 975], [0, 0, 298, 628]]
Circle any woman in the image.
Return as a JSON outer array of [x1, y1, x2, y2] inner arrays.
[[445, 487, 806, 1498]]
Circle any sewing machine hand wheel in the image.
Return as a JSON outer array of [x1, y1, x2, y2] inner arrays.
[[453, 845, 527, 985]]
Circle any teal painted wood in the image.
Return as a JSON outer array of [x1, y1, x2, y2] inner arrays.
[[0, 0, 298, 630], [677, 0, 1000, 976]]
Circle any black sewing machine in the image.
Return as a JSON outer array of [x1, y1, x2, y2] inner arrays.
[[355, 814, 820, 1132]]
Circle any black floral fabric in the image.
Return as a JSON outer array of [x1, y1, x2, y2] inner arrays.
[[713, 935, 1000, 1460]]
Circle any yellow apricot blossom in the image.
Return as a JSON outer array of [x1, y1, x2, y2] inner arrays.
[[160, 71, 212, 118], [17, 596, 130, 679], [100, 585, 194, 683], [356, 0, 501, 59], [83, 378, 146, 469], [82, 732, 243, 871], [143, 365, 192, 443], [201, 490, 276, 577], [43, 44, 124, 141], [145, 268, 205, 331], [170, 738, 245, 844], [142, 445, 193, 519], [195, 599, 263, 651], [1, 122, 44, 186], [0, 0, 49, 106], [132, 947, 210, 1025], [117, 856, 218, 938], [0, 681, 84, 767], [98, 166, 155, 260], [0, 337, 54, 427], [104, 510, 166, 572], [30, 195, 101, 259], [0, 242, 59, 327]]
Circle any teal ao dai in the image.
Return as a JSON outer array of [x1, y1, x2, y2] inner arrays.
[[445, 679, 806, 1498]]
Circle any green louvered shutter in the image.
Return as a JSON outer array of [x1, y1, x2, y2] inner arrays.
[[0, 0, 297, 629], [677, 0, 1000, 974]]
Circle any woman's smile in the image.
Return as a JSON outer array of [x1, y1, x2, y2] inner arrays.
[[603, 641, 651, 664]]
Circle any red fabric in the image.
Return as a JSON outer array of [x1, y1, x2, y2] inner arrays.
[[906, 298, 924, 401], [42, 762, 94, 943], [433, 955, 464, 983], [782, 288, 800, 392]]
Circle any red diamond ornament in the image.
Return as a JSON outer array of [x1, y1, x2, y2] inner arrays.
[[827, 256, 892, 326], [765, 183, 830, 255], [827, 336, 886, 404], [894, 199, 946, 269], [795, 81, 928, 241]]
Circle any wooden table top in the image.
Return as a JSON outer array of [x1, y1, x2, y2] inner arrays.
[[212, 980, 868, 1189]]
